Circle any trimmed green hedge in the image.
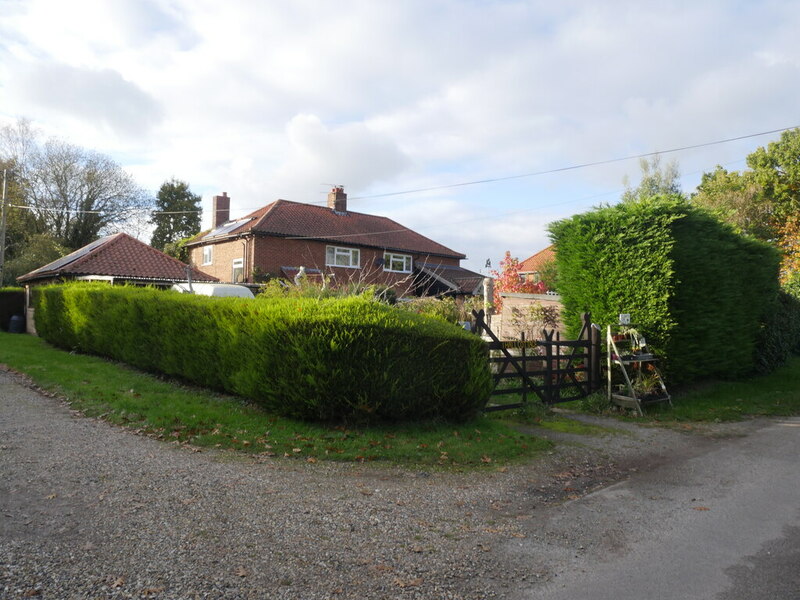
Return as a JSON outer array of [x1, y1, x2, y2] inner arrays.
[[33, 283, 492, 422], [549, 196, 781, 383], [0, 287, 25, 332]]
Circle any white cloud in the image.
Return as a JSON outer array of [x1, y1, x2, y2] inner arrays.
[[2, 0, 800, 268], [9, 62, 163, 138]]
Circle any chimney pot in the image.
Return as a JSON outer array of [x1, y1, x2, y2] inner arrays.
[[327, 186, 347, 214]]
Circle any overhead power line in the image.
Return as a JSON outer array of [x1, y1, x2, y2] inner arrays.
[[6, 125, 798, 216], [347, 125, 800, 201]]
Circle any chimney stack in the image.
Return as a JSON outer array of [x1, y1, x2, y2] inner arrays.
[[327, 186, 347, 214], [212, 192, 230, 229]]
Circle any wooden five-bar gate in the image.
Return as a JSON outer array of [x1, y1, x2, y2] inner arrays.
[[472, 310, 602, 411]]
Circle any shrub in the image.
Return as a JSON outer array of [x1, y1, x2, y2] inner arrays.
[[395, 296, 484, 326], [34, 283, 492, 423], [549, 196, 781, 383], [257, 278, 397, 304]]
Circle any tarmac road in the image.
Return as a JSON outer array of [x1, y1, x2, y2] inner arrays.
[[508, 417, 800, 600]]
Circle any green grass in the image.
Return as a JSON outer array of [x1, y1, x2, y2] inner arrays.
[[485, 394, 622, 436], [0, 332, 550, 468], [563, 357, 800, 423], [535, 416, 621, 436], [649, 357, 800, 422]]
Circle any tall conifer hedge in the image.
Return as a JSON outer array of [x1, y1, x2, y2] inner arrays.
[[548, 196, 780, 383]]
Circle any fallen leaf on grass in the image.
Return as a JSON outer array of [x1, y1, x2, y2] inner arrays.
[[306, 457, 317, 463], [481, 455, 492, 463]]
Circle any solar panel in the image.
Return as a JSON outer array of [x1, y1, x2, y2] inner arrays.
[[204, 218, 252, 239], [27, 235, 113, 275]]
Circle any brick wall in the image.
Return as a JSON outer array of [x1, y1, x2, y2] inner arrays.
[[193, 235, 460, 294], [190, 240, 247, 283]]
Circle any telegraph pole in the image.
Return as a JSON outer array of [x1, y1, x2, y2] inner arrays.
[[0, 169, 8, 286]]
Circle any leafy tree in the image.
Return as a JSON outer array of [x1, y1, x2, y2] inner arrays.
[[691, 128, 800, 277], [490, 251, 546, 312], [3, 233, 67, 284], [150, 179, 201, 251], [162, 231, 204, 264], [1, 157, 39, 285], [746, 128, 800, 222], [691, 167, 771, 239], [1, 118, 151, 251], [622, 155, 682, 203]]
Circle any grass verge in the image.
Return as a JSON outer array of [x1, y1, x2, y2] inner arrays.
[[564, 357, 800, 423], [0, 332, 550, 468]]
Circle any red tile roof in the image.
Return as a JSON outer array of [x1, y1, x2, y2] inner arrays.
[[193, 199, 466, 259], [17, 233, 218, 283], [518, 245, 555, 274]]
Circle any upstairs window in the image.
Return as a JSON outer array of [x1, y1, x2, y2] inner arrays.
[[326, 246, 360, 269], [202, 245, 213, 265], [384, 252, 412, 273]]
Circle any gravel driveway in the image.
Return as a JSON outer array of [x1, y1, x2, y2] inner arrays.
[[0, 367, 755, 599]]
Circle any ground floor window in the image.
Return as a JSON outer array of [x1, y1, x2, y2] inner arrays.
[[326, 246, 360, 268], [232, 258, 244, 282], [384, 252, 412, 273]]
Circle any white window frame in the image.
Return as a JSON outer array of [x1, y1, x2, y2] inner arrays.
[[232, 258, 244, 283], [383, 252, 412, 273], [202, 245, 213, 265], [325, 245, 360, 269]]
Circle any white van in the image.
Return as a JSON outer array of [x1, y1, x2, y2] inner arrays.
[[170, 283, 255, 298]]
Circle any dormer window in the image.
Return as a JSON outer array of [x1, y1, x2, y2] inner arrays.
[[326, 246, 360, 268]]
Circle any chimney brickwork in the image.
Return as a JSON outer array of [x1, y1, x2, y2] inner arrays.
[[327, 186, 347, 214], [212, 192, 230, 229]]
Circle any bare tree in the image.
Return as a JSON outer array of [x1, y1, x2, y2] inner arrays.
[[1, 118, 152, 251]]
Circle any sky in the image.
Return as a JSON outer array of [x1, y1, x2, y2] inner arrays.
[[1, 0, 799, 274]]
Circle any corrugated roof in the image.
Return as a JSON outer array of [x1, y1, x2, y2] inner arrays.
[[519, 245, 555, 273], [17, 233, 218, 283], [194, 199, 466, 259]]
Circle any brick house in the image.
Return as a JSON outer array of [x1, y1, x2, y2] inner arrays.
[[187, 187, 483, 297], [518, 245, 555, 284]]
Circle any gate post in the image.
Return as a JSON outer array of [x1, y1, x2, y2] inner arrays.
[[543, 330, 554, 404], [590, 317, 601, 393]]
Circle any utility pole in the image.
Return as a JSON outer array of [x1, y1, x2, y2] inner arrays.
[[0, 169, 8, 286]]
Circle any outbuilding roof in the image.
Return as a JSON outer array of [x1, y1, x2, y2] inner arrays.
[[17, 233, 217, 284]]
